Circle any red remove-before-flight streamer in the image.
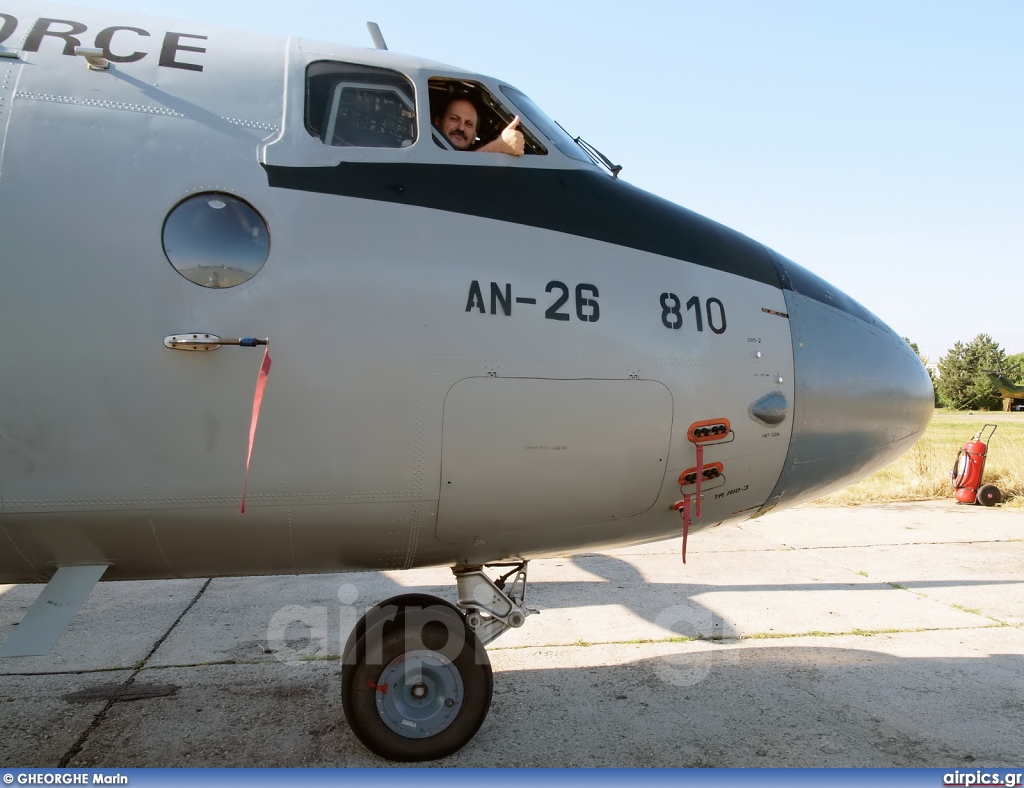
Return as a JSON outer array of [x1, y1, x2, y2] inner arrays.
[[240, 346, 272, 514]]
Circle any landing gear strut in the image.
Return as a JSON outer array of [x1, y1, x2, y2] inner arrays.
[[341, 562, 535, 761]]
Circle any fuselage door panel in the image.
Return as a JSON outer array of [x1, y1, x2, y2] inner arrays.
[[436, 377, 673, 541]]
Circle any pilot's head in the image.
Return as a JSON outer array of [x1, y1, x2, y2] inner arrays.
[[436, 98, 478, 151]]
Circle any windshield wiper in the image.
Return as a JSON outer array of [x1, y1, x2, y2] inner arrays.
[[573, 136, 622, 179], [554, 120, 623, 178]]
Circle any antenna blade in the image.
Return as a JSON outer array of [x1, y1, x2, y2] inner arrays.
[[366, 22, 388, 50]]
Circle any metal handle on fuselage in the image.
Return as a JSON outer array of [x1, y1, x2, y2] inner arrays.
[[163, 334, 268, 351]]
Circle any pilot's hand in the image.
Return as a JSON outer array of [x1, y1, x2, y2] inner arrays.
[[479, 116, 525, 156], [500, 116, 525, 156]]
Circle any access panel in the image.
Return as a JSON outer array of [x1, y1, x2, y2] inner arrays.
[[436, 377, 673, 541]]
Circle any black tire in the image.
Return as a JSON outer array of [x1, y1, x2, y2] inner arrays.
[[342, 593, 462, 666], [342, 599, 492, 761], [978, 484, 1002, 506]]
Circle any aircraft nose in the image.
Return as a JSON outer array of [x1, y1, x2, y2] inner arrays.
[[760, 253, 935, 511]]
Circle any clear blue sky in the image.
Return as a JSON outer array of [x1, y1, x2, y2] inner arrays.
[[84, 1, 1023, 364]]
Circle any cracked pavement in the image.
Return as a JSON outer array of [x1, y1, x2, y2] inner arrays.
[[1, 501, 1022, 767]]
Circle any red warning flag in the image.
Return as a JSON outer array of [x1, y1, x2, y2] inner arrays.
[[240, 346, 272, 514]]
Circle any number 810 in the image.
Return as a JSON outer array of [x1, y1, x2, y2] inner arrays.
[[660, 293, 727, 334]]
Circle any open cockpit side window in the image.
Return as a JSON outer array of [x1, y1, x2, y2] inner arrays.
[[498, 85, 596, 165], [306, 62, 417, 148], [429, 78, 546, 155]]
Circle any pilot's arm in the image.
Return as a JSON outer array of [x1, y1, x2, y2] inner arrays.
[[478, 116, 525, 156]]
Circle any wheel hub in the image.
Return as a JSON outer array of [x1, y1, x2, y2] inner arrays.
[[374, 649, 464, 739]]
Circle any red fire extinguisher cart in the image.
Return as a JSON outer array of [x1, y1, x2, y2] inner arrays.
[[951, 424, 1001, 505]]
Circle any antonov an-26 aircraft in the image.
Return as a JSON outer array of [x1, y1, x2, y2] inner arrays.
[[0, 2, 934, 761]]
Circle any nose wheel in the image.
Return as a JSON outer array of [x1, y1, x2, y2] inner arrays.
[[341, 564, 535, 761], [341, 594, 492, 761]]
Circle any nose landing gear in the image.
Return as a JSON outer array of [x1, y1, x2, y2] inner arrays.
[[341, 562, 534, 761]]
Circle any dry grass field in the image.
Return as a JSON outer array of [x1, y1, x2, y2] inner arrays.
[[812, 411, 1024, 508]]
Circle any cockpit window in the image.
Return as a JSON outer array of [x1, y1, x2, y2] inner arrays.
[[498, 85, 594, 164], [306, 62, 416, 148], [429, 78, 547, 155]]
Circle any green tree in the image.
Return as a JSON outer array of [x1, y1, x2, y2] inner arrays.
[[904, 337, 939, 406], [936, 334, 1007, 410]]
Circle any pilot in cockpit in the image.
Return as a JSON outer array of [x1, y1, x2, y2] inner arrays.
[[435, 96, 525, 156]]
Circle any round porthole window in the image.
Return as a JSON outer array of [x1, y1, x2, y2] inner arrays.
[[162, 193, 269, 288]]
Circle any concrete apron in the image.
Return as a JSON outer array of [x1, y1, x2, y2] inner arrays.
[[1, 500, 1022, 767]]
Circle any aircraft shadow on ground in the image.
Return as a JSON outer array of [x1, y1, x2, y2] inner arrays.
[[2, 551, 1021, 668], [3, 556, 1023, 768], [9, 645, 1022, 768]]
